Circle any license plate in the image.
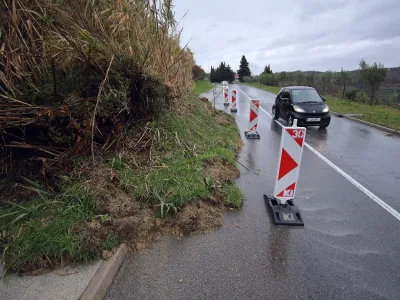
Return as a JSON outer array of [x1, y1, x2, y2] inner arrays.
[[306, 118, 321, 122]]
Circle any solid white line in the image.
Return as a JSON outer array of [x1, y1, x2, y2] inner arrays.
[[237, 87, 400, 222]]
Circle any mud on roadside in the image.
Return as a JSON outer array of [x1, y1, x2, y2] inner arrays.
[[80, 159, 239, 256]]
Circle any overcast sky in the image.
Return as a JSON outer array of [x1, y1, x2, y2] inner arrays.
[[174, 0, 400, 75]]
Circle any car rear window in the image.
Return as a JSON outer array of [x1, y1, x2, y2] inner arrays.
[[291, 89, 323, 103]]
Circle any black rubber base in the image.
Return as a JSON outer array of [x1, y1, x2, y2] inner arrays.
[[224, 102, 229, 106], [231, 108, 237, 113], [264, 194, 304, 226], [244, 131, 260, 139]]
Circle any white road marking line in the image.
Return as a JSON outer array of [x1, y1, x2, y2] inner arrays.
[[237, 87, 400, 222]]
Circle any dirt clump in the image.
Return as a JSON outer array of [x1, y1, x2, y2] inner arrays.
[[204, 159, 240, 183], [215, 114, 231, 125], [79, 170, 226, 253]]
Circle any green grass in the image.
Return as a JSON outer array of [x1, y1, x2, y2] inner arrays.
[[325, 96, 400, 130], [103, 234, 120, 250], [0, 182, 99, 272], [220, 184, 243, 208], [114, 95, 243, 210], [241, 83, 281, 94], [193, 80, 213, 96]]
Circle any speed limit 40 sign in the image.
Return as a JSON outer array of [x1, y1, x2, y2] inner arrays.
[[273, 126, 306, 203]]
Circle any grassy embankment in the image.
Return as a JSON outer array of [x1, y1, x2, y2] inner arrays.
[[194, 80, 213, 96], [0, 1, 243, 273], [242, 83, 400, 130], [325, 97, 400, 130], [0, 91, 242, 272]]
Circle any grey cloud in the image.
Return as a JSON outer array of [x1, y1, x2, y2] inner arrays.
[[227, 37, 247, 45], [175, 0, 400, 74]]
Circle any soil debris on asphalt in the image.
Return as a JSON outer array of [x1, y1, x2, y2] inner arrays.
[[204, 159, 240, 184]]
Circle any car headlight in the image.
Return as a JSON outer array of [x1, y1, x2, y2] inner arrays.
[[322, 105, 329, 113], [293, 105, 305, 113]]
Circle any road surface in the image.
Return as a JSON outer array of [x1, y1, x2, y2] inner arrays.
[[106, 84, 400, 300]]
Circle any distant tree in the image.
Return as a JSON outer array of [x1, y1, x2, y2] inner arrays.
[[210, 67, 216, 82], [320, 70, 333, 94], [225, 64, 235, 82], [238, 55, 251, 81], [262, 64, 273, 75], [359, 59, 387, 106], [294, 71, 305, 85], [242, 76, 253, 83], [260, 73, 276, 86], [338, 68, 350, 99], [305, 71, 316, 87], [278, 71, 287, 86], [286, 72, 293, 86], [210, 62, 235, 83], [192, 64, 205, 79]]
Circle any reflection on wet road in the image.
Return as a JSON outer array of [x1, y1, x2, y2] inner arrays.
[[106, 84, 400, 300]]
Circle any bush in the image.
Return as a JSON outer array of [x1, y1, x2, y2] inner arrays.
[[259, 74, 277, 86], [355, 91, 368, 103], [345, 88, 360, 101], [243, 76, 255, 83]]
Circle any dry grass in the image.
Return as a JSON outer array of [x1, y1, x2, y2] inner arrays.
[[0, 0, 193, 100], [0, 0, 194, 174]]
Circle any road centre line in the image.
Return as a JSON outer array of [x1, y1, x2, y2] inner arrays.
[[237, 87, 400, 222]]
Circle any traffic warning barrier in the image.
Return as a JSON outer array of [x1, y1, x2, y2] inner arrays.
[[264, 119, 306, 226], [231, 89, 237, 112], [223, 88, 229, 106], [244, 100, 260, 139]]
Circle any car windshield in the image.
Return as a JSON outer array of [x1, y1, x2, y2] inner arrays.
[[291, 89, 323, 103]]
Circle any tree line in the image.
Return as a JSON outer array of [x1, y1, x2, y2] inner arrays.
[[244, 59, 391, 106], [210, 62, 235, 83]]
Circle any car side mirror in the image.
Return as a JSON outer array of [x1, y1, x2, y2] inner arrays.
[[321, 97, 326, 102], [280, 91, 291, 102], [280, 96, 290, 102]]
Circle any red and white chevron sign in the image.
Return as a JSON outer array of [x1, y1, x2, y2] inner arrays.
[[248, 100, 259, 132], [273, 126, 306, 202], [231, 90, 237, 109], [224, 88, 229, 104]]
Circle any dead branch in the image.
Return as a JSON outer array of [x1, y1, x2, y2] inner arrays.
[[91, 55, 115, 164]]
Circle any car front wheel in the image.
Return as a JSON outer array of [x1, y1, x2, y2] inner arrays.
[[320, 124, 329, 129]]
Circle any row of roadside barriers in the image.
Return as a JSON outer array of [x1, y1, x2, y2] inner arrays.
[[222, 85, 306, 226]]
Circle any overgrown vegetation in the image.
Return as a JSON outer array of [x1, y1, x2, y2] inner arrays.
[[194, 80, 213, 96], [0, 95, 243, 272], [113, 95, 241, 210], [0, 0, 244, 273], [0, 0, 193, 177]]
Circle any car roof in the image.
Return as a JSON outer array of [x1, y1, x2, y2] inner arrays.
[[284, 86, 315, 90]]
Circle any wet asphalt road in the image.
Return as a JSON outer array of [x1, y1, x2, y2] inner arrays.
[[238, 84, 400, 212], [106, 84, 400, 300]]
